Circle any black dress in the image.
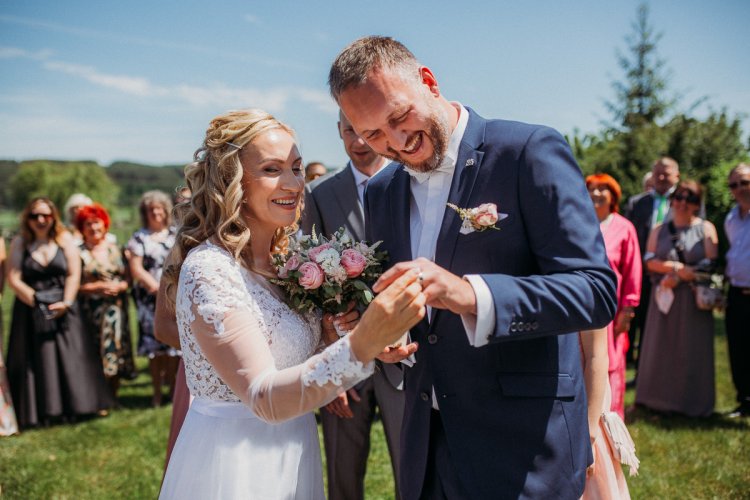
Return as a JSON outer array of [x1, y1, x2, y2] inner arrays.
[[6, 246, 113, 428]]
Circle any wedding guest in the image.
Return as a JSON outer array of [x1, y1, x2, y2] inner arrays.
[[586, 174, 641, 417], [126, 191, 179, 407], [302, 110, 403, 500], [76, 203, 136, 400], [625, 157, 679, 371], [305, 161, 328, 183], [635, 180, 718, 417], [6, 198, 112, 428], [63, 193, 93, 245], [579, 327, 636, 499], [0, 235, 20, 436], [724, 163, 750, 418]]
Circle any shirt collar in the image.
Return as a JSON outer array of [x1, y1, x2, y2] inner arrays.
[[405, 102, 469, 184], [349, 158, 387, 186]]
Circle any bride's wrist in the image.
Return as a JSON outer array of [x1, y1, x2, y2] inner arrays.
[[347, 327, 379, 365]]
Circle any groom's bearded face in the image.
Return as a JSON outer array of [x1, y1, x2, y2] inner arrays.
[[338, 68, 451, 173]]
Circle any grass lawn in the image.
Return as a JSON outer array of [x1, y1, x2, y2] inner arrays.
[[1, 284, 748, 498]]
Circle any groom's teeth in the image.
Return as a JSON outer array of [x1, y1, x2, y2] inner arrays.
[[404, 133, 421, 154]]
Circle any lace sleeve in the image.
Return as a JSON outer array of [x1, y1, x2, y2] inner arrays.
[[180, 248, 373, 423]]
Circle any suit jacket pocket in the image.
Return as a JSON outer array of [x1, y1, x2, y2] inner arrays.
[[497, 373, 575, 398]]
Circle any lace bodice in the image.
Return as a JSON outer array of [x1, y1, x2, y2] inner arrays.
[[177, 242, 373, 421]]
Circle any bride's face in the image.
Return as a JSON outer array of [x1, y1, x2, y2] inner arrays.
[[240, 129, 304, 234]]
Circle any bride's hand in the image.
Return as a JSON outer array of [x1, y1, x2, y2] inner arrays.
[[349, 268, 426, 363]]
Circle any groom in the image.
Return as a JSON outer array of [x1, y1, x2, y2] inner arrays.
[[329, 37, 617, 499]]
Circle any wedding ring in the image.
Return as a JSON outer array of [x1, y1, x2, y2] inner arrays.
[[417, 272, 424, 283]]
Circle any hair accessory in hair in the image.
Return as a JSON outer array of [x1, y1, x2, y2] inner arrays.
[[227, 142, 242, 150]]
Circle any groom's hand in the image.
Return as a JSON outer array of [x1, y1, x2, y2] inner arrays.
[[374, 258, 478, 316], [377, 342, 419, 363]]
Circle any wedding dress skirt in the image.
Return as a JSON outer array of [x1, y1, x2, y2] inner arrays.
[[160, 398, 324, 499]]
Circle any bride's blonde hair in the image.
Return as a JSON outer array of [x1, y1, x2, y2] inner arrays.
[[163, 109, 299, 307]]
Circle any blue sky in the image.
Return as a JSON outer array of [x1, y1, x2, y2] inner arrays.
[[1, 1, 748, 169]]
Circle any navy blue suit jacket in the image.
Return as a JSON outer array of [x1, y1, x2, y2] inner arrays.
[[364, 109, 617, 499]]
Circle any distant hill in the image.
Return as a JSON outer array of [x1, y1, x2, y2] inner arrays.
[[0, 159, 187, 209], [107, 161, 186, 206]]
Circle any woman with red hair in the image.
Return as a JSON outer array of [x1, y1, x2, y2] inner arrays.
[[76, 203, 136, 400], [585, 173, 642, 416]]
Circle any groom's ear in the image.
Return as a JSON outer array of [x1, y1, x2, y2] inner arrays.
[[419, 67, 440, 97]]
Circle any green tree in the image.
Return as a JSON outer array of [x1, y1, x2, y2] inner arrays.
[[9, 160, 118, 212]]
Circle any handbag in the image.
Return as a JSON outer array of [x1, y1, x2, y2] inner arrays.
[[666, 222, 723, 311], [693, 272, 724, 311], [32, 288, 65, 334]]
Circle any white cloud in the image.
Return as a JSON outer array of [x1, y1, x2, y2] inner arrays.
[[3, 46, 336, 115], [0, 46, 52, 60], [43, 61, 165, 97]]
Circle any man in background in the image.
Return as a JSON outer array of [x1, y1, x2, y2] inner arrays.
[[305, 161, 328, 183], [625, 157, 679, 372], [302, 111, 403, 500], [724, 163, 750, 418]]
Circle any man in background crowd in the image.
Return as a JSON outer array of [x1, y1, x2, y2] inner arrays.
[[305, 161, 328, 183], [724, 163, 750, 418], [302, 111, 403, 500], [625, 157, 679, 373]]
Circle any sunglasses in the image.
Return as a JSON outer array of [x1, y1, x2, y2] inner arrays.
[[728, 179, 750, 190], [29, 212, 53, 221], [672, 192, 700, 204]]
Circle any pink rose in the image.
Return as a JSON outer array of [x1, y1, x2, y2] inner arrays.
[[298, 262, 324, 290], [474, 203, 499, 227], [278, 254, 301, 279], [307, 243, 332, 262], [340, 249, 367, 278]]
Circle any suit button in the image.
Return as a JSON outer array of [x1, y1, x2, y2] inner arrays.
[[420, 392, 430, 402], [427, 334, 438, 344]]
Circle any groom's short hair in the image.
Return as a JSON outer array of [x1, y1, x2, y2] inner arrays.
[[328, 36, 421, 102]]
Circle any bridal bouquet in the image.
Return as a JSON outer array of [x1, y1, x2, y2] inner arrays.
[[271, 227, 387, 315]]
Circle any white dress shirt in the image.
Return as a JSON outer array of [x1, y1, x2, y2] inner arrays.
[[404, 103, 495, 350]]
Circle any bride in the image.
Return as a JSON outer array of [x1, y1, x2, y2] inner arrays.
[[158, 109, 425, 499]]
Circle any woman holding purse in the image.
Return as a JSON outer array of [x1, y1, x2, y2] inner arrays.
[[635, 181, 719, 417], [6, 198, 112, 428]]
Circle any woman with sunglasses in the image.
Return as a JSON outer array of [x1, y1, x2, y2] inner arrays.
[[6, 197, 113, 428], [635, 181, 719, 417]]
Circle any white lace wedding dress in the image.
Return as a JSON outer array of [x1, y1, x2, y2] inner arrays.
[[160, 242, 374, 499]]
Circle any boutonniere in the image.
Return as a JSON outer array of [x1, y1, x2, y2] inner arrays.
[[447, 202, 508, 234]]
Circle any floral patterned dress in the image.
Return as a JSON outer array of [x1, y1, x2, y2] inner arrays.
[[127, 228, 178, 358], [79, 242, 136, 379]]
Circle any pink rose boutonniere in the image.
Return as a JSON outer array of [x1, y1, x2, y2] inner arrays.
[[271, 227, 387, 315], [447, 202, 508, 234]]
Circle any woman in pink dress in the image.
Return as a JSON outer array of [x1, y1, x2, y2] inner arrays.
[[586, 174, 642, 417]]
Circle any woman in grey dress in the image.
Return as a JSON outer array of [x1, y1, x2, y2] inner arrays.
[[635, 180, 719, 417]]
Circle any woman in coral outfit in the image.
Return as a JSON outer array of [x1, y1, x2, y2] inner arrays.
[[586, 174, 642, 417]]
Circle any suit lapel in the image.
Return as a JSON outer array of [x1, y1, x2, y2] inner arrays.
[[434, 110, 487, 270], [332, 166, 365, 240], [387, 167, 413, 265]]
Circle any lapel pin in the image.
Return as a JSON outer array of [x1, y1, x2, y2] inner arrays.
[[465, 159, 475, 167]]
